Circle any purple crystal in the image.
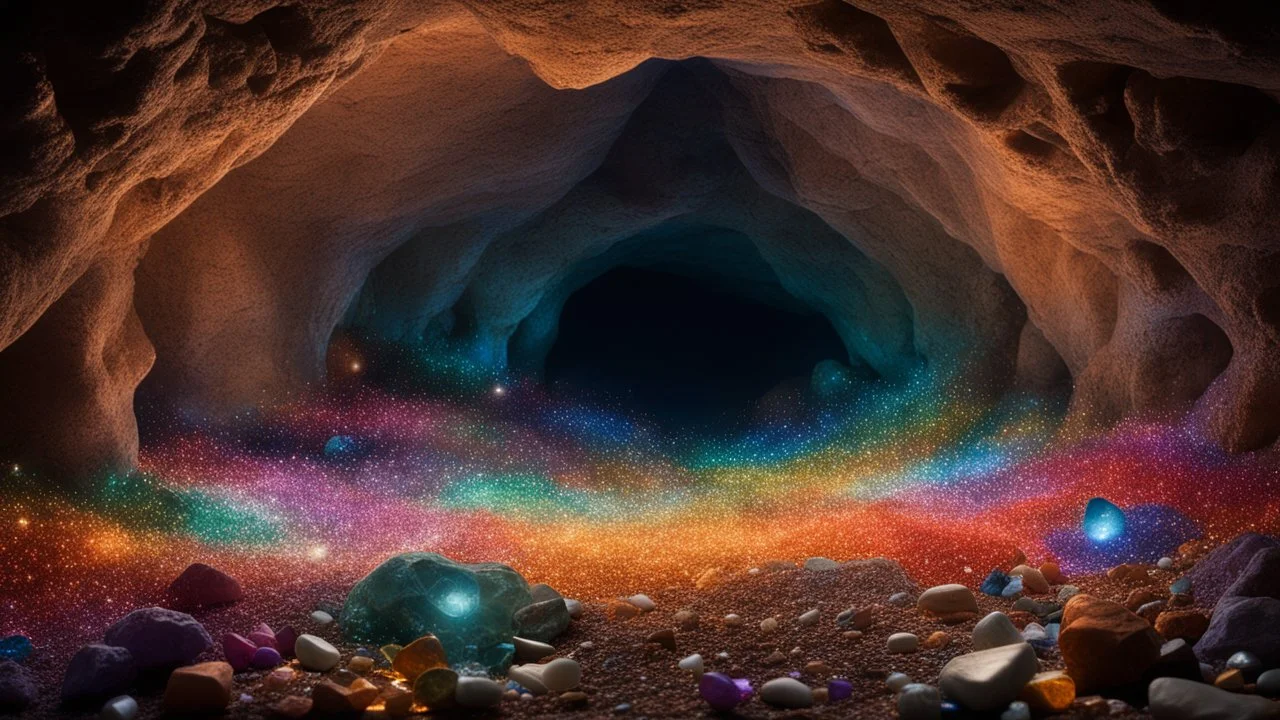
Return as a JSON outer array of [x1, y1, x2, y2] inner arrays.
[[275, 626, 297, 658], [828, 678, 853, 702], [251, 645, 282, 669], [699, 672, 742, 710], [732, 677, 753, 701]]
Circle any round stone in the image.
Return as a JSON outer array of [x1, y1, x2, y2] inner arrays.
[[886, 672, 912, 692], [887, 633, 919, 653], [699, 672, 741, 711], [294, 634, 340, 672], [251, 646, 282, 669], [413, 667, 457, 709], [760, 677, 813, 709], [897, 683, 941, 720]]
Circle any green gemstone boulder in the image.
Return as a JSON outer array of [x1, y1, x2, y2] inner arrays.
[[342, 553, 533, 660]]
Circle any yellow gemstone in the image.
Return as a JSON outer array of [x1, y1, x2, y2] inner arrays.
[[391, 635, 448, 684], [1019, 670, 1075, 712]]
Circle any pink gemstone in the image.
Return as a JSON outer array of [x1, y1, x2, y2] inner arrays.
[[274, 625, 297, 657], [223, 633, 257, 672]]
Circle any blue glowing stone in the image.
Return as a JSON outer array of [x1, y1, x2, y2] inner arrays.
[[0, 635, 33, 662], [1170, 577, 1191, 595], [342, 553, 533, 662], [323, 435, 357, 458], [981, 569, 1011, 597], [1083, 497, 1126, 543]]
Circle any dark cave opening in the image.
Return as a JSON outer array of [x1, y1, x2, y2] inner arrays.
[[543, 264, 850, 432]]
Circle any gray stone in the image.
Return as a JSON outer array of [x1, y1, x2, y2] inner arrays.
[[973, 612, 1024, 651], [1148, 677, 1280, 720], [917, 584, 978, 614], [514, 598, 571, 642], [760, 678, 813, 709], [61, 645, 136, 701], [0, 660, 37, 712], [102, 608, 211, 671], [938, 643, 1038, 712], [529, 583, 563, 603], [455, 676, 504, 708], [897, 683, 941, 720], [803, 557, 840, 571], [1257, 668, 1280, 698], [1186, 534, 1280, 606]]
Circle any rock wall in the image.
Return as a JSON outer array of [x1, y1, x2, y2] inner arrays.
[[2, 0, 1279, 481]]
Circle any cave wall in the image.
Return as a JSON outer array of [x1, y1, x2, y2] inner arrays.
[[2, 0, 1279, 481]]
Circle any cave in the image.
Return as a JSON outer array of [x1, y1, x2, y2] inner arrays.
[[2, 2, 1280, 718]]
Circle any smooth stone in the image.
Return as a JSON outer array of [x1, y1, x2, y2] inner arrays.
[[760, 677, 813, 709], [166, 563, 243, 610], [162, 661, 233, 713], [626, 594, 655, 612], [62, 645, 136, 701], [918, 584, 979, 614], [103, 607, 211, 671], [1227, 650, 1263, 680], [836, 607, 873, 630], [887, 672, 912, 692], [1001, 700, 1031, 720], [898, 683, 942, 720], [760, 617, 778, 633], [888, 633, 919, 653], [804, 557, 840, 571], [509, 658, 580, 695], [312, 678, 378, 714], [1014, 597, 1060, 617], [678, 654, 703, 674], [100, 694, 138, 720], [310, 610, 334, 625], [1059, 594, 1161, 692], [413, 667, 458, 709], [342, 553, 533, 660], [723, 614, 743, 627], [0, 636, 33, 663], [251, 646, 282, 669], [828, 678, 853, 701], [248, 623, 276, 649], [513, 636, 555, 663], [938, 643, 1038, 712], [455, 676, 504, 708], [974, 612, 1025, 651], [1158, 557, 1174, 570], [699, 672, 742, 711], [646, 628, 677, 651], [798, 609, 820, 626], [392, 635, 448, 683], [514, 598, 571, 642], [888, 592, 912, 606], [529, 583, 563, 603], [1148, 677, 1280, 720], [565, 599, 584, 619], [1258, 669, 1280, 697], [0, 660, 37, 712], [294, 634, 340, 672]]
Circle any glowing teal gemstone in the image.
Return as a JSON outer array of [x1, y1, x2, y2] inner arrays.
[[0, 635, 33, 662], [1083, 497, 1126, 543]]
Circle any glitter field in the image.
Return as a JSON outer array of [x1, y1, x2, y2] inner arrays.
[[3, 366, 1279, 645]]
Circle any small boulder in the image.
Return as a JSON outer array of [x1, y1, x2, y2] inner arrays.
[[165, 563, 243, 610], [974, 612, 1025, 651], [0, 660, 37, 712], [103, 608, 212, 671], [804, 557, 840, 571], [1185, 533, 1279, 606], [1148, 677, 1280, 720], [162, 661, 233, 713], [61, 645, 136, 701], [509, 658, 580, 695], [1196, 547, 1280, 665], [1059, 595, 1161, 692], [938, 643, 1038, 712], [1010, 566, 1050, 594], [917, 584, 978, 615], [513, 636, 555, 663], [760, 678, 813, 709], [1155, 610, 1209, 642], [514, 598, 571, 642]]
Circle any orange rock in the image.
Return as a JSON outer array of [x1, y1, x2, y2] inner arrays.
[[1019, 670, 1075, 712], [1108, 564, 1149, 582], [1154, 609, 1210, 641], [1215, 668, 1244, 690], [803, 660, 831, 675], [1040, 561, 1065, 585], [312, 678, 380, 714], [391, 634, 448, 683], [381, 685, 414, 717], [608, 600, 642, 621], [348, 655, 374, 674], [1059, 595, 1162, 692], [271, 695, 312, 718], [645, 628, 677, 651], [1124, 588, 1165, 612], [1007, 611, 1039, 629], [922, 631, 951, 649], [163, 661, 234, 713]]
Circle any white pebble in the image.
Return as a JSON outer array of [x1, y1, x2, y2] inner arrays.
[[100, 695, 138, 720], [513, 636, 555, 663], [1001, 700, 1031, 720], [310, 610, 334, 625], [887, 633, 919, 654], [509, 658, 581, 695], [1157, 557, 1174, 570], [798, 609, 820, 626], [886, 672, 912, 692], [748, 568, 761, 575], [626, 594, 655, 612], [678, 654, 704, 674], [723, 614, 743, 627], [716, 652, 729, 659], [578, 641, 594, 650], [565, 598, 584, 619], [295, 634, 340, 672]]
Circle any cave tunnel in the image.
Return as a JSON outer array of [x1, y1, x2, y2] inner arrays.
[[2, 2, 1280, 717]]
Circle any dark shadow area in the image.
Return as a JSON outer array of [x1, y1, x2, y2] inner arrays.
[[544, 265, 849, 432]]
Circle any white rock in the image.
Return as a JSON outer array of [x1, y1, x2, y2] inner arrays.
[[100, 695, 138, 720], [797, 609, 820, 626], [1149, 677, 1280, 720], [748, 568, 761, 575], [578, 641, 594, 650], [295, 634, 340, 672], [898, 683, 942, 720], [938, 643, 1038, 712], [564, 599, 584, 619], [455, 676, 504, 708], [973, 612, 1024, 651], [1001, 700, 1031, 720], [1157, 557, 1174, 570], [678, 654, 703, 674], [626, 594, 655, 612], [804, 557, 840, 571], [760, 617, 778, 633], [309, 610, 334, 625], [509, 658, 580, 695], [887, 633, 919, 653], [723, 614, 743, 627], [513, 636, 556, 663], [886, 672, 912, 692], [760, 678, 813, 709], [917, 584, 978, 614]]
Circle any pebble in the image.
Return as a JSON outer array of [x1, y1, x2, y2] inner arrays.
[[646, 628, 677, 651], [888, 592, 912, 606], [1040, 562, 1065, 585], [678, 654, 704, 674], [275, 626, 297, 657], [1002, 577, 1024, 598], [614, 702, 632, 713], [559, 690, 588, 705], [564, 599, 584, 619], [887, 672, 912, 692], [513, 636, 555, 663], [811, 687, 829, 704], [974, 612, 1024, 651], [723, 614, 743, 627], [1001, 700, 1031, 720], [923, 631, 951, 649], [699, 672, 745, 711], [804, 660, 830, 676], [1149, 677, 1280, 720], [1256, 669, 1280, 698], [263, 668, 294, 690], [1158, 557, 1174, 570], [626, 594, 655, 612], [982, 570, 1012, 597], [1057, 585, 1081, 602], [413, 667, 458, 709], [760, 677, 813, 709], [508, 658, 580, 695], [251, 646, 282, 669], [836, 606, 873, 630], [347, 656, 374, 674], [222, 633, 256, 672], [897, 683, 942, 720], [392, 635, 448, 683], [887, 633, 919, 653], [310, 610, 334, 626], [804, 557, 840, 571], [798, 609, 820, 626], [674, 610, 699, 630], [100, 694, 138, 720], [760, 617, 778, 633], [938, 643, 1038, 712], [828, 678, 853, 701], [763, 650, 786, 665], [918, 584, 979, 614], [294, 634, 340, 672], [162, 661, 233, 713], [1215, 668, 1245, 690], [312, 678, 378, 714], [1018, 670, 1074, 712], [514, 598, 572, 642], [1226, 650, 1263, 681], [271, 696, 312, 718]]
